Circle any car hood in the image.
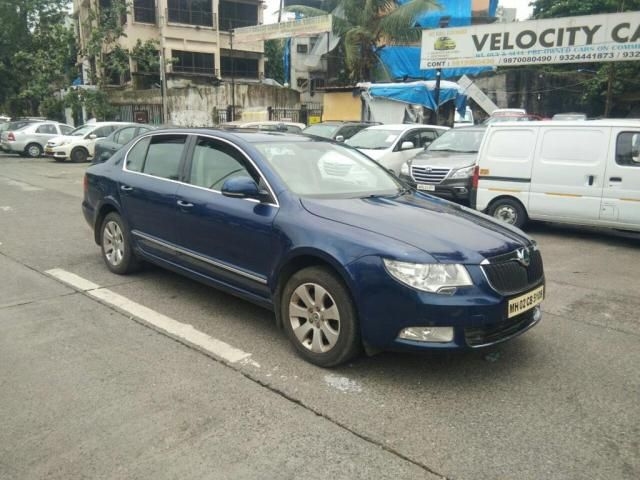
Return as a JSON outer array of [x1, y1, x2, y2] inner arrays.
[[300, 193, 530, 263], [355, 148, 390, 161], [411, 151, 477, 169], [47, 134, 74, 146]]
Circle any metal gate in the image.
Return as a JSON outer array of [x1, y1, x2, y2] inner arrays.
[[116, 104, 163, 124]]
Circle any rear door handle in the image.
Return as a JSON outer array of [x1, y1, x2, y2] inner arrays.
[[609, 177, 622, 182], [120, 185, 133, 192], [177, 200, 194, 208]]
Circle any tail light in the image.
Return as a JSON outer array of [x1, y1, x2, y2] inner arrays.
[[471, 165, 479, 190], [7, 132, 15, 141]]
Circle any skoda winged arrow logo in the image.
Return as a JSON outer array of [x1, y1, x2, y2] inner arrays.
[[516, 247, 531, 267]]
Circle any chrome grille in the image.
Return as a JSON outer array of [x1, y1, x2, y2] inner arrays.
[[481, 249, 544, 295], [411, 165, 450, 184]]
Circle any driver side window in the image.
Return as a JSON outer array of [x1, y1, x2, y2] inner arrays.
[[188, 137, 255, 191]]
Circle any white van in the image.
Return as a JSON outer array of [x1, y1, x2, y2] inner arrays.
[[472, 120, 640, 231]]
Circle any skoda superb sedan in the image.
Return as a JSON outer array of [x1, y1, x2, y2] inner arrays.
[[82, 129, 545, 367]]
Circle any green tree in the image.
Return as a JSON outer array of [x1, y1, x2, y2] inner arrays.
[[0, 0, 73, 116], [265, 39, 285, 84], [531, 0, 640, 117], [286, 0, 438, 82]]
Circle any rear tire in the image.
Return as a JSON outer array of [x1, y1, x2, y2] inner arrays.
[[71, 147, 88, 163], [488, 198, 527, 229], [100, 212, 140, 275], [281, 266, 360, 367], [25, 143, 43, 158]]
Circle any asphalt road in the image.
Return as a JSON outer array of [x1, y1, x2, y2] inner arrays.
[[0, 153, 638, 480]]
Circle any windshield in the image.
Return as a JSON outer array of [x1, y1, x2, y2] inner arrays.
[[345, 129, 402, 150], [426, 129, 484, 153], [255, 141, 404, 198], [302, 124, 340, 138], [70, 125, 95, 136]]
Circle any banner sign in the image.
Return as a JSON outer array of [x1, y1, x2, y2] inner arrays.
[[421, 11, 640, 69], [234, 15, 332, 43]]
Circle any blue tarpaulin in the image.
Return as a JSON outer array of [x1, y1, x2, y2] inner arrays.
[[360, 81, 467, 115], [396, 0, 498, 28], [377, 46, 493, 81]]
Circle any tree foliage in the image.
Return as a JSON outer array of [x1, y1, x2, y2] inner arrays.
[[265, 39, 285, 84], [286, 0, 438, 82], [531, 0, 640, 116], [0, 0, 74, 116]]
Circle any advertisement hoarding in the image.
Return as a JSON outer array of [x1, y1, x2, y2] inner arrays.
[[420, 11, 640, 69], [233, 15, 332, 43]]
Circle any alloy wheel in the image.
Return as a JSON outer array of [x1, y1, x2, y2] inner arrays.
[[289, 283, 341, 353], [103, 220, 125, 266]]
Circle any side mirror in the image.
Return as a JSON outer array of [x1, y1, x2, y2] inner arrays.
[[401, 141, 415, 150], [88, 134, 97, 140], [221, 176, 268, 201], [335, 135, 345, 142], [632, 133, 640, 164]]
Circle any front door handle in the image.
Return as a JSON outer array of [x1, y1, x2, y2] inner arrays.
[[120, 185, 133, 192], [609, 177, 622, 182], [177, 200, 194, 208]]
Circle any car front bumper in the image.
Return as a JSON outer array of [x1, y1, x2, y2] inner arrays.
[[400, 174, 472, 204], [347, 256, 544, 352], [45, 145, 72, 160]]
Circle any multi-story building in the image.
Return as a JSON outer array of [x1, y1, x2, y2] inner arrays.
[[73, 0, 265, 87]]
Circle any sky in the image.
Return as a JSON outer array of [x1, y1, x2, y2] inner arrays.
[[263, 0, 535, 25]]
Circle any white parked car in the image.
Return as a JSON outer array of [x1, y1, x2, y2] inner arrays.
[[45, 121, 135, 162], [345, 124, 449, 174], [1, 121, 74, 157]]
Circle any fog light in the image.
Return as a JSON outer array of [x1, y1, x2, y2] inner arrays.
[[397, 326, 454, 343]]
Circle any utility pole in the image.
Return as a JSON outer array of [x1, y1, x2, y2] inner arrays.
[[433, 16, 450, 126], [229, 21, 235, 122], [159, 14, 168, 124]]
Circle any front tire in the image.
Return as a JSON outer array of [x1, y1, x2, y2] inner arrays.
[[488, 197, 527, 229], [71, 147, 88, 163], [100, 212, 140, 275], [25, 143, 43, 158], [281, 266, 360, 367]]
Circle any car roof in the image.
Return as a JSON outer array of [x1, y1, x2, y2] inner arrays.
[[364, 123, 448, 131], [145, 127, 320, 144]]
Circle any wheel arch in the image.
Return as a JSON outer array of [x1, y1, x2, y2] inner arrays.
[[71, 145, 90, 160], [487, 195, 529, 225], [273, 249, 357, 330], [94, 201, 121, 245]]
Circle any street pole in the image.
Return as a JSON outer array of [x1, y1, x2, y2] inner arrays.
[[229, 22, 235, 121], [159, 15, 168, 124], [434, 68, 441, 125], [433, 17, 450, 126]]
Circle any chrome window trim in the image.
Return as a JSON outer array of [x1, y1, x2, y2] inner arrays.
[[122, 132, 280, 208], [132, 230, 268, 285]]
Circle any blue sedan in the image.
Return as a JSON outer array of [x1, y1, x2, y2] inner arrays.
[[82, 129, 545, 367]]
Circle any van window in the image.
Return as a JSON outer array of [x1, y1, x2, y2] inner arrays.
[[616, 132, 640, 166], [487, 129, 535, 162], [540, 129, 605, 166]]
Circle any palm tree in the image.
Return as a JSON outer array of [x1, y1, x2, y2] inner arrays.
[[286, 0, 439, 82]]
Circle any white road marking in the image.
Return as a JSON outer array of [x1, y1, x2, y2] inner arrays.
[[45, 268, 252, 364], [324, 375, 363, 393], [5, 179, 43, 192], [0, 206, 12, 212], [46, 268, 101, 291]]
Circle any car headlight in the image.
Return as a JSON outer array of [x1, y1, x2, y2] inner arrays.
[[383, 259, 472, 293], [400, 162, 410, 175], [449, 165, 475, 179]]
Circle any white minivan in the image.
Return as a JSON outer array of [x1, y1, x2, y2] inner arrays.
[[473, 120, 640, 231]]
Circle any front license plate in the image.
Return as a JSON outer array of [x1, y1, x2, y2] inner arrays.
[[507, 285, 544, 318], [417, 184, 435, 191]]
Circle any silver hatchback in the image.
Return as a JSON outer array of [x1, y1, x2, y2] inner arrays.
[[1, 121, 74, 158]]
